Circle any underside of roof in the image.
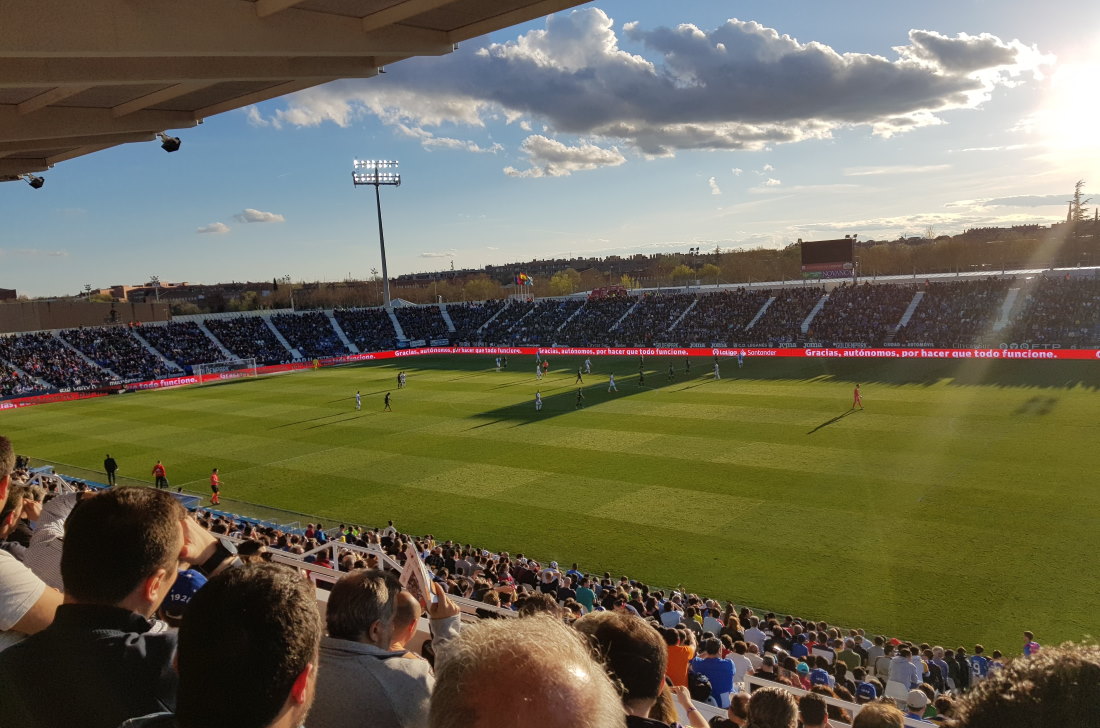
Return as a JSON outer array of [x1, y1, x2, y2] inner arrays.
[[0, 0, 588, 182]]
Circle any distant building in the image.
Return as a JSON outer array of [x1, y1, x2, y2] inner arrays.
[[0, 288, 16, 301]]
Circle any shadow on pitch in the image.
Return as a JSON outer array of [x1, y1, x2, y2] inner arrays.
[[306, 414, 366, 429], [807, 409, 860, 434]]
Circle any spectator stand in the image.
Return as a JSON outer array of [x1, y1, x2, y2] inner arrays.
[[0, 331, 112, 389], [332, 307, 400, 352], [60, 326, 174, 383], [200, 313, 295, 365], [446, 300, 509, 342], [741, 674, 930, 728], [138, 321, 228, 369], [271, 311, 350, 358], [393, 305, 451, 344]]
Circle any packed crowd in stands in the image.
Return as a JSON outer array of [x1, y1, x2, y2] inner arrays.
[[610, 293, 695, 345], [203, 316, 290, 365], [896, 279, 1014, 347], [0, 367, 39, 397], [807, 283, 916, 347], [271, 312, 346, 358], [0, 332, 112, 389], [1003, 276, 1100, 347], [675, 289, 773, 344], [445, 300, 508, 341], [4, 274, 1100, 398], [557, 297, 637, 346], [740, 287, 825, 345], [394, 306, 451, 343], [0, 432, 1093, 728], [333, 307, 398, 352], [60, 326, 174, 382], [139, 322, 225, 368]]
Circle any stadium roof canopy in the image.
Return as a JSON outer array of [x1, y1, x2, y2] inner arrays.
[[0, 0, 588, 182]]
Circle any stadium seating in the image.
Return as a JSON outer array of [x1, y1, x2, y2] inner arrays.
[[139, 322, 226, 367], [807, 282, 916, 347], [271, 312, 349, 358], [1003, 276, 1100, 347], [446, 300, 509, 341], [393, 305, 451, 342], [204, 316, 291, 364], [0, 331, 112, 389], [60, 326, 173, 382], [333, 307, 398, 352]]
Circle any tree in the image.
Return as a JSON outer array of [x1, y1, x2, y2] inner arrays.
[[698, 263, 720, 284], [463, 274, 500, 302], [669, 264, 694, 282], [549, 268, 581, 296], [619, 273, 639, 289], [1069, 180, 1091, 237]]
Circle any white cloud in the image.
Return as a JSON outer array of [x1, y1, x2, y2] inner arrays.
[[395, 123, 503, 153], [731, 168, 743, 176], [761, 164, 775, 173], [791, 210, 1062, 236], [421, 249, 457, 258], [503, 135, 626, 178], [233, 209, 285, 224], [196, 222, 230, 235], [256, 9, 1051, 158], [764, 178, 782, 186], [0, 248, 68, 258], [844, 164, 951, 176], [708, 176, 722, 195], [244, 106, 271, 128]]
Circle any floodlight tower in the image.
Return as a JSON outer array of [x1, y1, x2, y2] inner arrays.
[[352, 159, 400, 308]]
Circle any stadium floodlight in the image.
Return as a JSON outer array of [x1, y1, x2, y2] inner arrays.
[[18, 173, 44, 189], [157, 132, 182, 153], [351, 159, 401, 308]]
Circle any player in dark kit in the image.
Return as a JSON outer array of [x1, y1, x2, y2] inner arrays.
[[575, 389, 585, 409], [384, 392, 392, 411], [575, 367, 584, 383]]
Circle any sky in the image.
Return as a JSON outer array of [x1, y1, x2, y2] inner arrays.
[[2, 1, 1099, 297]]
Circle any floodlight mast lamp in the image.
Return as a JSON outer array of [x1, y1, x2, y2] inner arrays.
[[352, 159, 401, 308]]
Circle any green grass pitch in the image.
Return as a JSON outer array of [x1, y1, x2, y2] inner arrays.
[[4, 354, 1099, 650]]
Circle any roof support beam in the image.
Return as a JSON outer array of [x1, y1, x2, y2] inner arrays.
[[112, 82, 213, 117], [0, 159, 49, 175], [0, 0, 454, 57], [454, 0, 584, 42], [45, 144, 124, 165], [0, 56, 381, 88], [195, 79, 335, 118], [0, 105, 197, 143], [0, 132, 157, 155], [17, 85, 95, 115], [362, 0, 458, 33], [253, 0, 306, 19]]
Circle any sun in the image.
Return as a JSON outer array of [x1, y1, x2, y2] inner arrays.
[[1040, 54, 1100, 153]]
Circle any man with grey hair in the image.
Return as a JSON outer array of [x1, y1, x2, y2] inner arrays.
[[429, 615, 626, 728], [310, 568, 462, 728]]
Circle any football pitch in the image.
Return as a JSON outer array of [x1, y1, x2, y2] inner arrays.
[[4, 355, 1099, 650]]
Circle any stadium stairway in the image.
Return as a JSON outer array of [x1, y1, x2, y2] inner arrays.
[[1, 358, 53, 391], [439, 304, 456, 333], [745, 296, 775, 330], [194, 320, 239, 361], [53, 331, 120, 379], [666, 298, 698, 333], [262, 315, 303, 359], [891, 290, 925, 340], [556, 301, 587, 332], [324, 310, 359, 353], [386, 308, 407, 341], [610, 298, 640, 331], [130, 328, 184, 372], [993, 287, 1022, 332], [801, 292, 830, 334], [476, 300, 511, 334]]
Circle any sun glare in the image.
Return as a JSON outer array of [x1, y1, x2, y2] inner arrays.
[[1041, 53, 1100, 153]]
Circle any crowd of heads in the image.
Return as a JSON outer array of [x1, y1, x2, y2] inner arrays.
[[139, 321, 226, 366], [446, 300, 508, 341], [333, 307, 399, 351], [61, 326, 174, 382], [4, 275, 1100, 400], [0, 331, 111, 389], [897, 279, 1015, 347], [271, 312, 347, 358], [806, 282, 916, 347], [204, 316, 291, 364], [393, 306, 451, 342]]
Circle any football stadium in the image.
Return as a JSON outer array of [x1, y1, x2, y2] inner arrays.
[[2, 2, 1099, 728]]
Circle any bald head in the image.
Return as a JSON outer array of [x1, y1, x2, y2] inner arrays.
[[429, 616, 625, 728]]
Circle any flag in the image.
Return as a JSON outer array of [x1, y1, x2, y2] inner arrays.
[[515, 273, 531, 286]]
